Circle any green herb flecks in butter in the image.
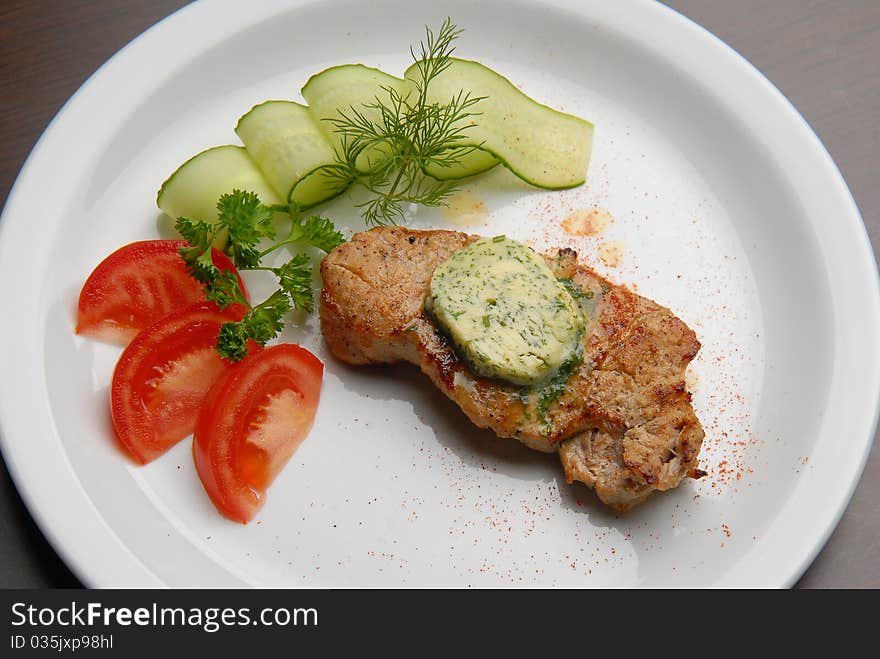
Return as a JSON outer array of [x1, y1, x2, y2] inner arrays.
[[426, 237, 584, 386], [559, 277, 600, 325]]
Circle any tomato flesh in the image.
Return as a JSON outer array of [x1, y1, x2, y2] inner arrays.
[[77, 240, 246, 344], [193, 344, 323, 523], [111, 302, 246, 464]]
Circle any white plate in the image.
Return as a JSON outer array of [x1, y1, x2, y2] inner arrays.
[[1, 0, 878, 587]]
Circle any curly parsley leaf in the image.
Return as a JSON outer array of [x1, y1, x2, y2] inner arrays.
[[216, 290, 292, 362], [217, 190, 275, 269], [175, 217, 219, 283], [273, 254, 314, 313], [204, 269, 248, 308], [174, 190, 346, 362], [299, 215, 346, 253], [215, 322, 250, 363], [175, 216, 214, 250]]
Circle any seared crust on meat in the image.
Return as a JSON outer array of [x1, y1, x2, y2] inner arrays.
[[320, 227, 705, 511]]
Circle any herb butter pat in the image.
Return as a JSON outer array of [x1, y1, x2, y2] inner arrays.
[[426, 237, 583, 385]]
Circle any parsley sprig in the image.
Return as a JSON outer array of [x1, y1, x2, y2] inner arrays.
[[325, 19, 485, 226], [175, 189, 345, 361]]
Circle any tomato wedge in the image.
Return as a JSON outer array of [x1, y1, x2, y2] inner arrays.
[[111, 302, 247, 464], [193, 344, 323, 523], [77, 239, 247, 344]]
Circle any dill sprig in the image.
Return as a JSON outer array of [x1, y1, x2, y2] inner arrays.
[[325, 19, 485, 226]]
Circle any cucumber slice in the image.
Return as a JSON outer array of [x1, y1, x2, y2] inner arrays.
[[157, 145, 281, 221], [405, 58, 594, 189], [423, 147, 500, 181], [301, 64, 409, 147], [235, 101, 346, 209], [301, 64, 409, 170], [301, 64, 499, 180]]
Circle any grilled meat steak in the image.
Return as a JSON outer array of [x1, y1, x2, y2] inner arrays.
[[320, 227, 705, 511]]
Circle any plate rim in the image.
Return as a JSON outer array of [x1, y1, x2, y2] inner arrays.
[[1, 0, 877, 587]]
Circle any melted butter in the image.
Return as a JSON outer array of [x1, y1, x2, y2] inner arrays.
[[443, 191, 489, 227], [599, 240, 624, 268], [561, 207, 614, 236], [426, 237, 583, 386]]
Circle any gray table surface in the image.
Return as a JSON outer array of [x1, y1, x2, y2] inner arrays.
[[0, 0, 877, 588]]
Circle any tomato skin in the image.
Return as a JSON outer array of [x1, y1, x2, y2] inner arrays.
[[111, 302, 247, 464], [77, 240, 247, 344], [193, 344, 323, 523]]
